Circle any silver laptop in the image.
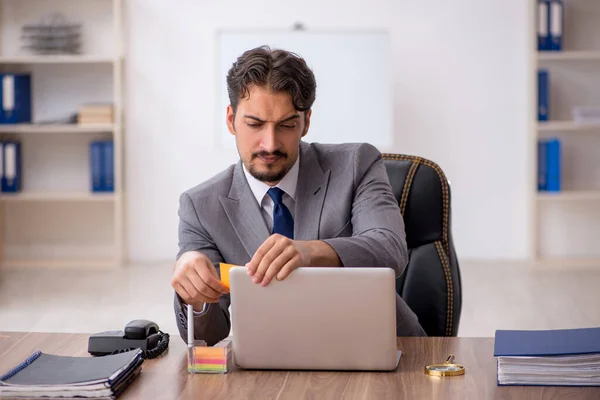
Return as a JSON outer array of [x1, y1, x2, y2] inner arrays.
[[229, 266, 401, 371]]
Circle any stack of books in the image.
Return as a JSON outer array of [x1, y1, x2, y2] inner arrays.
[[0, 349, 143, 399], [78, 104, 113, 125], [494, 327, 600, 386]]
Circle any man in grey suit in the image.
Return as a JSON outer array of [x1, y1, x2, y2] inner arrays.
[[172, 46, 426, 345]]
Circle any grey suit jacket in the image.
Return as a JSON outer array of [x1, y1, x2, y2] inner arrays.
[[174, 141, 426, 345]]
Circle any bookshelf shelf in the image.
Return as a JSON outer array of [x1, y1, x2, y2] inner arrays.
[[536, 191, 600, 201], [0, 55, 119, 65], [537, 51, 600, 61], [0, 124, 115, 134], [0, 192, 117, 202], [537, 121, 600, 132], [1, 259, 118, 269]]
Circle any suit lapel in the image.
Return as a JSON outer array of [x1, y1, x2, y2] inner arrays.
[[219, 162, 270, 259], [294, 142, 331, 241]]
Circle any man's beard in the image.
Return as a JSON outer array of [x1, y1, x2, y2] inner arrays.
[[248, 150, 292, 183]]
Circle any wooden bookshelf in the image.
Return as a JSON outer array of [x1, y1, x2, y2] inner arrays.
[[531, 0, 600, 264], [0, 0, 124, 269]]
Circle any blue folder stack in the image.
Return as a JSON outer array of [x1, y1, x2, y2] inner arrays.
[[494, 327, 600, 386]]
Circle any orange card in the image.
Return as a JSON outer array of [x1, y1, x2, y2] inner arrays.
[[219, 263, 235, 290]]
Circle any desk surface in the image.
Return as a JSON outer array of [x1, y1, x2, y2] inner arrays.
[[1, 332, 599, 399]]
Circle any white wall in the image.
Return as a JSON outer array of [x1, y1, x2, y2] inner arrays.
[[124, 0, 532, 263]]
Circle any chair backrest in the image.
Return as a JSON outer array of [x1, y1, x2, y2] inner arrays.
[[381, 154, 462, 336]]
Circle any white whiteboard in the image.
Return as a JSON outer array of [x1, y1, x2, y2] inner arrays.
[[216, 30, 393, 149]]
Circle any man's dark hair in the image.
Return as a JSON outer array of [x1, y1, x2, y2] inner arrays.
[[226, 46, 317, 114]]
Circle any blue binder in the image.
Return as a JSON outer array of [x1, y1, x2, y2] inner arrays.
[[546, 138, 561, 192], [102, 141, 114, 192], [537, 69, 549, 121], [537, 139, 547, 191], [0, 74, 32, 124], [494, 327, 600, 357], [549, 0, 563, 51], [1, 141, 21, 192], [90, 141, 104, 192], [537, 0, 551, 51], [0, 141, 4, 193]]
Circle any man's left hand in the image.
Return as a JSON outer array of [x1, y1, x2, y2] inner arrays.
[[245, 234, 311, 286]]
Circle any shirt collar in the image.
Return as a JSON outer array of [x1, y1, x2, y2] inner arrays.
[[242, 153, 300, 207]]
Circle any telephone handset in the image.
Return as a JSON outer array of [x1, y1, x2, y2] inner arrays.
[[88, 319, 170, 359]]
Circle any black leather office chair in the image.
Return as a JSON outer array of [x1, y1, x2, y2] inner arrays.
[[382, 154, 462, 337]]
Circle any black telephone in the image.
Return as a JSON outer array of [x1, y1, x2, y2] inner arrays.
[[88, 320, 169, 359]]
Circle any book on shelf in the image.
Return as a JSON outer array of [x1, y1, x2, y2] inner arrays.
[[537, 138, 561, 192], [0, 73, 32, 124], [537, 0, 563, 52], [78, 104, 114, 125], [549, 0, 563, 52], [537, 69, 549, 121], [0, 140, 21, 193], [494, 327, 600, 386], [90, 140, 114, 193], [0, 349, 143, 399]]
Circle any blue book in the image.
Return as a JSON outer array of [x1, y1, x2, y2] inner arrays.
[[546, 138, 561, 191], [495, 327, 600, 386], [102, 141, 114, 192], [0, 74, 32, 124], [0, 140, 3, 193], [537, 0, 551, 51], [537, 139, 547, 191], [1, 141, 21, 193], [549, 0, 563, 51], [90, 141, 104, 192], [538, 70, 549, 121]]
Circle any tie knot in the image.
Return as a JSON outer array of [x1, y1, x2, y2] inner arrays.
[[267, 187, 285, 205]]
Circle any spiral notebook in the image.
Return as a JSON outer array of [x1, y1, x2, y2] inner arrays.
[[0, 349, 143, 399]]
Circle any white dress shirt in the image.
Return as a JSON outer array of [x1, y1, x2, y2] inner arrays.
[[242, 155, 300, 233]]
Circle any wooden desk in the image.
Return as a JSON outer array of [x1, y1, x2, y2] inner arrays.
[[1, 332, 598, 399]]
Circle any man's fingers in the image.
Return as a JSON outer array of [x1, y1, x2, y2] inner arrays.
[[276, 255, 301, 281], [187, 271, 222, 299], [247, 235, 278, 276], [195, 262, 229, 294], [173, 282, 192, 302], [253, 238, 288, 283], [261, 246, 295, 286]]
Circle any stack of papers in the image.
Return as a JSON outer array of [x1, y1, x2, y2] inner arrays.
[[0, 349, 143, 399], [494, 327, 600, 386]]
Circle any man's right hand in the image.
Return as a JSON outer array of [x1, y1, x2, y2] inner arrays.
[[171, 251, 229, 311]]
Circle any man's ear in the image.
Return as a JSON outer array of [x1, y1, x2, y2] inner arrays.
[[226, 105, 236, 135], [302, 109, 312, 137]]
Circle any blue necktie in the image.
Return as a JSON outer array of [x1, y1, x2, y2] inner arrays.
[[267, 187, 294, 239]]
